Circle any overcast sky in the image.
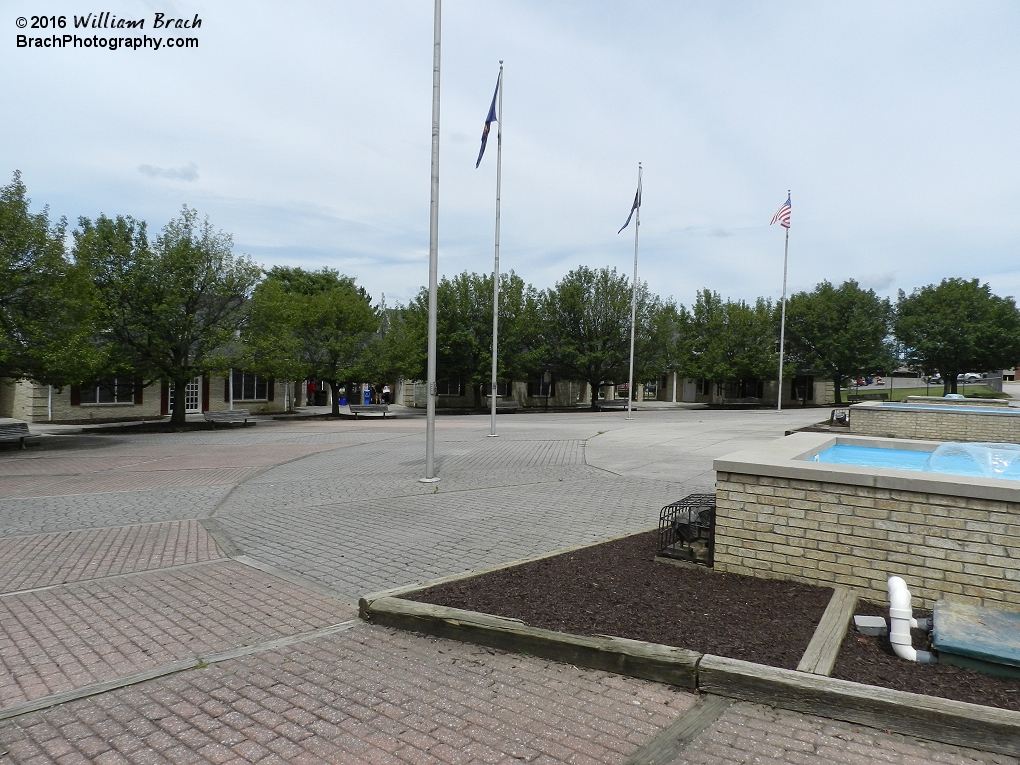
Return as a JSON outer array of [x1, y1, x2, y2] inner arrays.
[[5, 1, 1020, 309]]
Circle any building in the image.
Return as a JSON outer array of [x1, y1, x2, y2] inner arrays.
[[0, 371, 291, 423]]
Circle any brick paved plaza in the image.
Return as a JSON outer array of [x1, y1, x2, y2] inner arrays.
[[0, 408, 1016, 764]]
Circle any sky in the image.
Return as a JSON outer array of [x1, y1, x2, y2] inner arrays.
[[5, 1, 1020, 310]]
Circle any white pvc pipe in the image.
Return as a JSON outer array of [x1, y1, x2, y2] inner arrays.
[[887, 576, 937, 663]]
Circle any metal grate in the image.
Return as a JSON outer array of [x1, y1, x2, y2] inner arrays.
[[657, 493, 716, 566]]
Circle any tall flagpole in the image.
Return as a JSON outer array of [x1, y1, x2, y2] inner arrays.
[[626, 163, 642, 421], [489, 62, 504, 437], [777, 188, 790, 414], [421, 0, 441, 482]]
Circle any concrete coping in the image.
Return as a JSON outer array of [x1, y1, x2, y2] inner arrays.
[[850, 400, 1020, 416], [902, 396, 1012, 408], [712, 432, 1020, 503]]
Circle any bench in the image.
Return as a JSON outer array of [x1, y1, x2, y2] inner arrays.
[[492, 400, 519, 413], [594, 399, 628, 410], [0, 419, 41, 449], [203, 409, 254, 427], [349, 404, 390, 418]]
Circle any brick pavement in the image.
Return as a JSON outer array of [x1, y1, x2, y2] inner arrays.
[[0, 561, 354, 710], [0, 520, 222, 592], [0, 409, 1015, 764], [0, 624, 695, 765]]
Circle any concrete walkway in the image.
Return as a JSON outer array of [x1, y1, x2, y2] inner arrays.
[[0, 408, 1015, 764]]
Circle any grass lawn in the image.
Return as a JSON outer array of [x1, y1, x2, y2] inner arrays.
[[839, 384, 1010, 402]]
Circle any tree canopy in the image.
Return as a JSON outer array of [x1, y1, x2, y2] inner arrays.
[[0, 172, 100, 385], [74, 206, 262, 424], [895, 278, 1020, 394], [244, 266, 379, 415], [689, 290, 778, 393], [785, 280, 894, 404]]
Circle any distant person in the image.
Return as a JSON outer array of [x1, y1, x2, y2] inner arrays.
[[307, 381, 316, 404], [382, 384, 391, 404]]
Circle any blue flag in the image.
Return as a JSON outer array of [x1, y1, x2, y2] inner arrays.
[[475, 73, 501, 168], [618, 176, 642, 233]]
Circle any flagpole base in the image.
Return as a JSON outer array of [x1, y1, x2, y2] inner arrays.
[[419, 477, 440, 484], [487, 434, 499, 438], [625, 416, 635, 421]]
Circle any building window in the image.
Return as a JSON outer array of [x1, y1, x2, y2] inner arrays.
[[791, 375, 815, 401], [232, 371, 268, 401], [483, 381, 512, 397], [437, 380, 463, 396], [696, 379, 710, 395], [80, 379, 135, 404], [528, 378, 555, 397]]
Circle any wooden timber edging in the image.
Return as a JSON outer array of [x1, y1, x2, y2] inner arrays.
[[359, 591, 1020, 757]]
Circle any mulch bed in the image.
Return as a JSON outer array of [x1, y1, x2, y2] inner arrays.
[[408, 531, 1020, 711], [407, 530, 833, 670], [832, 600, 1020, 712]]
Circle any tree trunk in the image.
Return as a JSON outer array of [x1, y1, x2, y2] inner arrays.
[[589, 379, 599, 410], [832, 375, 843, 405], [170, 377, 188, 428], [328, 379, 341, 416]]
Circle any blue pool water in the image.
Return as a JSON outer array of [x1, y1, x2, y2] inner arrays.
[[811, 443, 1020, 481], [813, 445, 930, 471]]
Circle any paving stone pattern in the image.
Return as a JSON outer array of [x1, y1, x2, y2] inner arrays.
[[0, 486, 233, 538], [672, 701, 1019, 765], [0, 624, 695, 765], [0, 409, 1013, 764], [0, 520, 224, 593], [0, 561, 354, 709]]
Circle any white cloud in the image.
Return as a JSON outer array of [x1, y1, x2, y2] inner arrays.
[[138, 162, 199, 182]]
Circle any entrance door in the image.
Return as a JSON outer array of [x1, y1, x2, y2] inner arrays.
[[169, 378, 202, 414]]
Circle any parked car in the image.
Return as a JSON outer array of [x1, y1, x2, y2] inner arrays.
[[957, 373, 982, 383], [927, 374, 942, 384]]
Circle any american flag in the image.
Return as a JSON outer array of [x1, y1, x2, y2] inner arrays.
[[770, 196, 791, 229]]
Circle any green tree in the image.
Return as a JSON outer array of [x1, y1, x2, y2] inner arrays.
[[75, 206, 262, 425], [637, 298, 693, 388], [540, 266, 654, 408], [244, 267, 379, 416], [785, 280, 894, 404], [0, 172, 100, 385], [690, 290, 778, 397], [402, 271, 542, 407], [895, 278, 1020, 394]]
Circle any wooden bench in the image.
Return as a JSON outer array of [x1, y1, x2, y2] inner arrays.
[[492, 400, 519, 413], [0, 419, 42, 449], [594, 399, 629, 410], [349, 404, 390, 418], [847, 392, 889, 402], [203, 409, 254, 427]]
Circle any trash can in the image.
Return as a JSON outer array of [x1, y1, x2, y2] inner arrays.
[[363, 389, 371, 405], [339, 397, 347, 407]]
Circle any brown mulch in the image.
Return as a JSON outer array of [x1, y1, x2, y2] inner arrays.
[[832, 600, 1020, 712], [409, 531, 1020, 711], [407, 530, 832, 670]]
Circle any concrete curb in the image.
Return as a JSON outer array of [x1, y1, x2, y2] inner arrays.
[[359, 593, 1020, 758]]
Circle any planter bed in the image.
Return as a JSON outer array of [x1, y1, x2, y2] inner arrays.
[[405, 530, 1019, 711]]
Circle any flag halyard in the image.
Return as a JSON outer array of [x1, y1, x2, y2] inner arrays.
[[475, 73, 501, 168]]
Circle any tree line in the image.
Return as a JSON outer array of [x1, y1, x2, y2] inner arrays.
[[4, 173, 1020, 423]]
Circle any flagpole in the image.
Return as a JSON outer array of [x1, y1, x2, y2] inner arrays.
[[421, 0, 441, 482], [626, 163, 642, 421], [489, 62, 503, 437], [777, 189, 790, 414]]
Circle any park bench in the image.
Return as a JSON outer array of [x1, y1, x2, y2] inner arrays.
[[349, 404, 390, 418], [594, 399, 628, 410], [492, 400, 519, 413], [203, 409, 254, 427], [0, 419, 41, 449]]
